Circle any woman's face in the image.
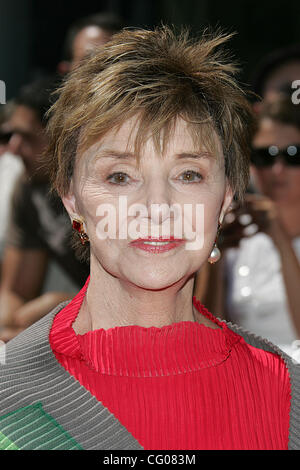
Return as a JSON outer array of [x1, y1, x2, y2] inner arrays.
[[251, 118, 300, 204], [63, 116, 232, 290]]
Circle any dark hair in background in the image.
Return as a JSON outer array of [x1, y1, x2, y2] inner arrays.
[[15, 75, 61, 125], [258, 94, 300, 129], [61, 12, 124, 62], [250, 43, 300, 98]]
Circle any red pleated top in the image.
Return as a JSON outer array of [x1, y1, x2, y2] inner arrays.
[[49, 276, 291, 450]]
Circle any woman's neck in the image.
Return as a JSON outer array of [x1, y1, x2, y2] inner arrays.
[[72, 261, 220, 334]]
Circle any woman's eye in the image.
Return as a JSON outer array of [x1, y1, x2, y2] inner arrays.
[[106, 172, 130, 185], [178, 170, 203, 183]]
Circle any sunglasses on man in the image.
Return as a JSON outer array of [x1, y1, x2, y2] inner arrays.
[[251, 145, 300, 167]]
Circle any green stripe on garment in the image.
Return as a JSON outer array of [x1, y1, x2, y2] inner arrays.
[[0, 431, 19, 450], [0, 403, 82, 450]]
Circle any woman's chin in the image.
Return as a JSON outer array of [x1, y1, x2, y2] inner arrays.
[[120, 269, 192, 291], [131, 279, 181, 291], [91, 249, 200, 290]]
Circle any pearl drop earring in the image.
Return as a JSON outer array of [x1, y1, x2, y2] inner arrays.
[[208, 222, 222, 264]]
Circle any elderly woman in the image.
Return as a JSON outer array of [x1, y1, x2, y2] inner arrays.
[[0, 27, 299, 451]]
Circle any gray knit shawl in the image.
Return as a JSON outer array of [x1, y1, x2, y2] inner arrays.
[[0, 301, 299, 450]]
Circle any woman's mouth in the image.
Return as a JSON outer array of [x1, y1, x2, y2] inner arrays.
[[129, 237, 185, 253]]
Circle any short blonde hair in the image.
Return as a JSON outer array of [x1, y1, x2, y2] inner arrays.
[[45, 26, 254, 260]]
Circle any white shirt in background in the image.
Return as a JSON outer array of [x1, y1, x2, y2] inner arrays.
[[0, 152, 24, 257], [225, 232, 300, 360]]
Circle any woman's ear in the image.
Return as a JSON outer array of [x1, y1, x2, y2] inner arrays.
[[219, 182, 234, 224], [61, 181, 78, 220]]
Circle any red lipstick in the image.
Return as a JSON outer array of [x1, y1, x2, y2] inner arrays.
[[129, 236, 185, 253]]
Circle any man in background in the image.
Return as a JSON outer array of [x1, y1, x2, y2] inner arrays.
[[0, 76, 90, 341], [57, 12, 124, 74]]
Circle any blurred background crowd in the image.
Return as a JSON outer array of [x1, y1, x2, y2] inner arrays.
[[0, 0, 299, 359]]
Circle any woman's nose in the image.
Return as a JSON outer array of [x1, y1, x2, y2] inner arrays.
[[144, 178, 172, 225]]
